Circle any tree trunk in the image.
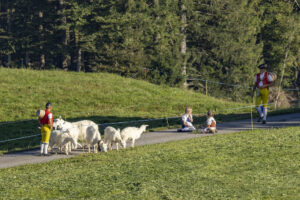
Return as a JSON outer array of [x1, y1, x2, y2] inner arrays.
[[25, 51, 30, 66], [81, 51, 84, 72], [75, 29, 81, 72], [275, 19, 296, 109], [77, 47, 81, 72], [39, 11, 45, 69], [180, 2, 188, 88], [295, 68, 300, 104], [153, 0, 161, 45], [293, 68, 298, 98], [59, 0, 70, 71], [275, 47, 289, 109], [0, 1, 2, 65], [7, 4, 11, 66]]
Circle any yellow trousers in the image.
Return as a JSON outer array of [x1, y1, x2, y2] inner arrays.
[[255, 88, 269, 108], [41, 124, 51, 143]]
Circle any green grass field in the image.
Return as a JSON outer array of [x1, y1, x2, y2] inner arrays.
[[0, 127, 299, 199], [0, 68, 247, 154], [0, 68, 245, 122]]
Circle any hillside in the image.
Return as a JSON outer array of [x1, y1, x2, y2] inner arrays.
[[0, 68, 244, 122]]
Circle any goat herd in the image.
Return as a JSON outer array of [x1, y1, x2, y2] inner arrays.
[[49, 117, 148, 155]]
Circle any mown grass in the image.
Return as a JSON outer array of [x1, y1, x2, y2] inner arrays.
[[0, 127, 299, 199], [0, 68, 246, 154]]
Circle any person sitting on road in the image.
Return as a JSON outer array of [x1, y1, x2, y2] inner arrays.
[[177, 107, 196, 132], [201, 111, 217, 134]]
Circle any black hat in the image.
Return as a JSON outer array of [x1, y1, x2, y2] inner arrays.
[[258, 64, 267, 69], [45, 102, 52, 108]]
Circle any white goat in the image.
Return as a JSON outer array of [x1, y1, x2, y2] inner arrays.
[[98, 140, 108, 153], [72, 120, 99, 142], [103, 126, 124, 150], [85, 125, 101, 153], [53, 117, 100, 150], [120, 124, 148, 148], [49, 129, 77, 155]]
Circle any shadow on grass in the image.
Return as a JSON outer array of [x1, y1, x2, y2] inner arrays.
[[1, 107, 300, 154]]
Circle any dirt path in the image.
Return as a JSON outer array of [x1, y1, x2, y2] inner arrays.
[[1, 113, 300, 169]]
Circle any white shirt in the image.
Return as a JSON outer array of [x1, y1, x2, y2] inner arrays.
[[182, 114, 192, 123], [207, 117, 216, 126], [254, 73, 273, 87], [48, 113, 53, 120]]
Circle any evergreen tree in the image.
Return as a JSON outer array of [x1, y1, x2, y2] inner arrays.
[[0, 0, 299, 99], [259, 0, 300, 105], [187, 0, 263, 101]]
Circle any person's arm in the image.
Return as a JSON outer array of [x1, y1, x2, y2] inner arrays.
[[189, 114, 193, 123], [269, 81, 275, 87], [252, 84, 257, 98], [48, 119, 53, 129], [207, 118, 211, 128], [48, 113, 53, 130], [259, 82, 274, 88], [182, 115, 188, 126], [252, 76, 257, 98], [38, 117, 42, 127]]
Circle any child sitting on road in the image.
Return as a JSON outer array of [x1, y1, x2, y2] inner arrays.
[[201, 111, 217, 134], [177, 107, 196, 132]]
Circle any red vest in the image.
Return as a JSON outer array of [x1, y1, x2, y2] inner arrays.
[[256, 72, 269, 88], [208, 119, 216, 128], [210, 120, 216, 127], [40, 109, 53, 125]]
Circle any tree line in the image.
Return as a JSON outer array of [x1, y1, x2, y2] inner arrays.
[[0, 0, 299, 101]]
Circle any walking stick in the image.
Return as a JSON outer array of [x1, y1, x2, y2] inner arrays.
[[251, 94, 254, 131]]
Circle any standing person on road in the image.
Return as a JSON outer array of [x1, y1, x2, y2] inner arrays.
[[252, 64, 274, 124], [38, 102, 53, 156]]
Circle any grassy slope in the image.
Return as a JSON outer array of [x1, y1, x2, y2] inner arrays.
[[0, 68, 244, 122], [0, 127, 299, 199]]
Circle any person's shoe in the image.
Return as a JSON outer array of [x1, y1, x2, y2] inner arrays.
[[44, 154, 50, 156], [257, 117, 263, 122], [262, 120, 266, 124]]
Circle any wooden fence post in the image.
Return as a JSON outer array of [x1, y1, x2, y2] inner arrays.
[[166, 117, 170, 129], [205, 80, 208, 96]]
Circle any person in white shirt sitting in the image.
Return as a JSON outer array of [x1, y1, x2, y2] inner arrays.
[[177, 107, 196, 132], [201, 111, 217, 134]]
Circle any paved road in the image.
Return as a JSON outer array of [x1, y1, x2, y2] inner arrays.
[[1, 113, 300, 169]]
